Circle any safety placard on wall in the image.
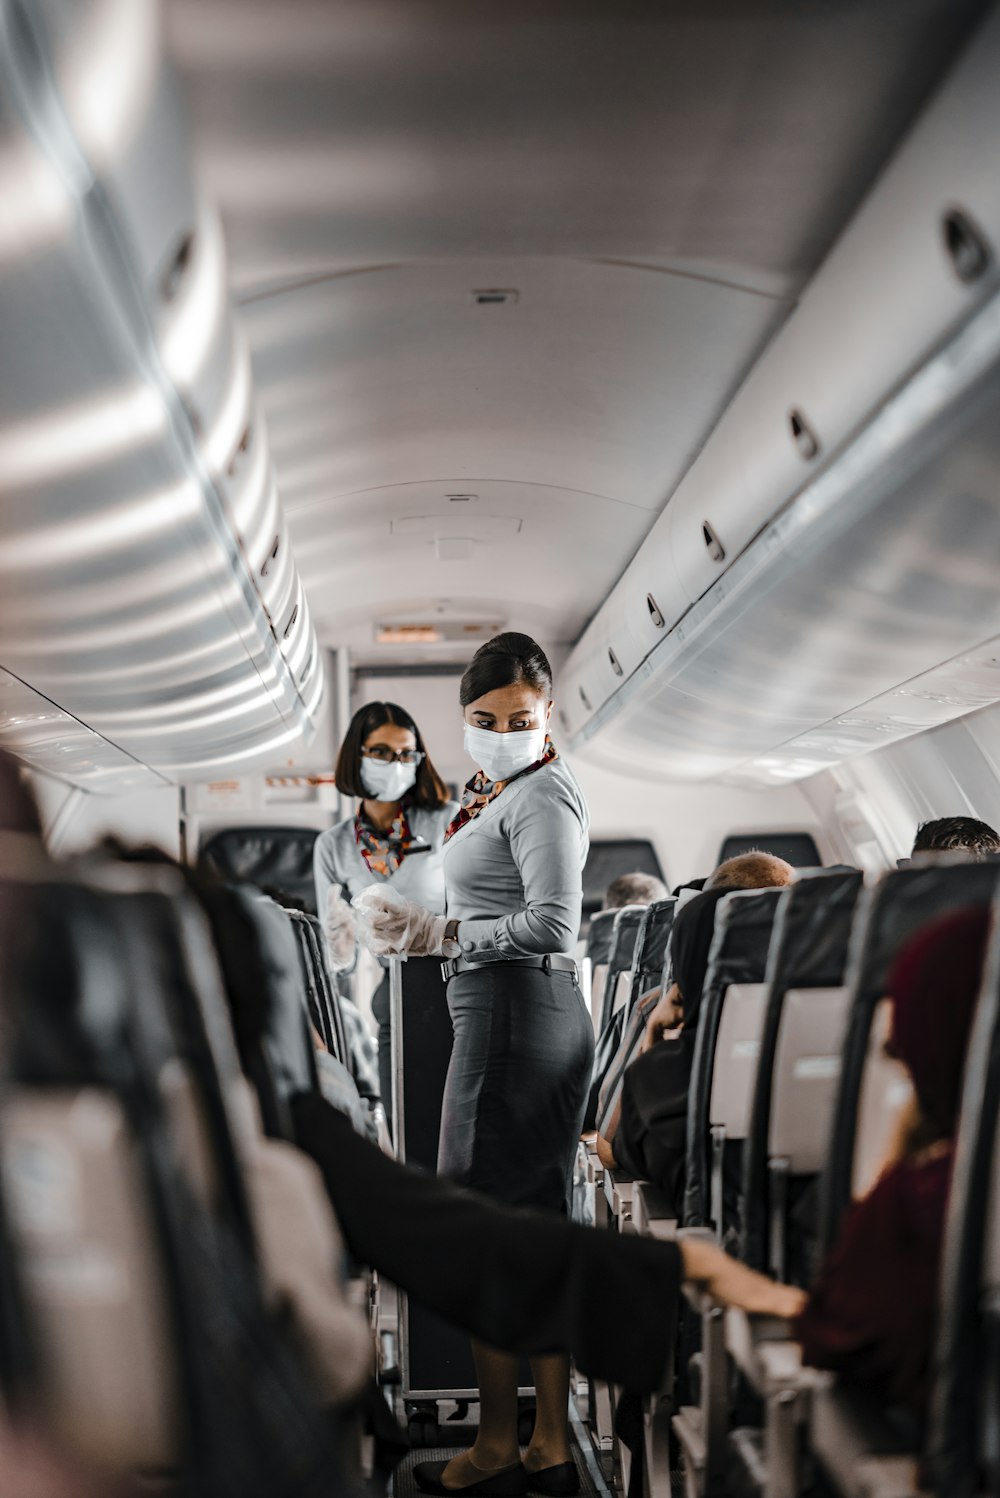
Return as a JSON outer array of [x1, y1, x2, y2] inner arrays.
[[188, 778, 256, 813]]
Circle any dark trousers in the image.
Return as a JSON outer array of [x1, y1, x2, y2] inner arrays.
[[291, 1091, 681, 1393]]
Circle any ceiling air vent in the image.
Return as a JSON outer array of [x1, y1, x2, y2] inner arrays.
[[647, 593, 665, 628], [608, 648, 624, 677], [579, 686, 592, 712], [445, 493, 478, 503]]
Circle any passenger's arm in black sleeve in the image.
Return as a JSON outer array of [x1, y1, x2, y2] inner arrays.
[[290, 1091, 682, 1392]]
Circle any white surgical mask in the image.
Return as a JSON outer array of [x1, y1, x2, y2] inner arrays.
[[464, 723, 548, 783], [360, 758, 418, 802]]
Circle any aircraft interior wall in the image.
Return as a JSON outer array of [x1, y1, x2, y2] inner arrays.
[[803, 695, 1000, 873], [21, 662, 1000, 884], [24, 769, 182, 859]]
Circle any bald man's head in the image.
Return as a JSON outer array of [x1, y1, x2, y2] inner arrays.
[[705, 851, 795, 892]]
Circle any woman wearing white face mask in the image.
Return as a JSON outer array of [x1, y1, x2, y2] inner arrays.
[[313, 701, 457, 1127], [357, 635, 594, 1498]]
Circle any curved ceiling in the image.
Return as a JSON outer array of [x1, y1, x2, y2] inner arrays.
[[240, 256, 786, 655], [165, 0, 990, 667]]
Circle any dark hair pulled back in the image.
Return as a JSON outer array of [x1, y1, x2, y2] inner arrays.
[[459, 632, 553, 708]]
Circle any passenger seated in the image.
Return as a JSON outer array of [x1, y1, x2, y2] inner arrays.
[[704, 849, 796, 891], [690, 903, 990, 1423], [601, 870, 668, 910], [600, 887, 728, 1190], [910, 815, 1000, 862], [585, 870, 670, 1156], [598, 853, 794, 1177], [794, 904, 989, 1416]]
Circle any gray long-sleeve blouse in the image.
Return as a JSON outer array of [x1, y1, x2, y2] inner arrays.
[[313, 801, 458, 921], [443, 756, 589, 962]]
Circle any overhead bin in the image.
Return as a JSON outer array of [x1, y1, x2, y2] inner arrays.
[[0, 0, 322, 788], [562, 7, 1000, 785]]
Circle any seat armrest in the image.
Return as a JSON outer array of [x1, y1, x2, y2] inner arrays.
[[810, 1381, 921, 1498], [582, 1135, 604, 1186], [604, 1167, 635, 1218], [725, 1307, 810, 1394], [852, 1457, 925, 1498], [632, 1179, 677, 1238], [677, 1227, 721, 1313]]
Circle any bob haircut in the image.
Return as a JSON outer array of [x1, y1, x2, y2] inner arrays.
[[335, 701, 450, 808], [459, 632, 553, 709]]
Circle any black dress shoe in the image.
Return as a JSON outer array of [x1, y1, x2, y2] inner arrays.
[[412, 1459, 528, 1496], [525, 1461, 580, 1496]]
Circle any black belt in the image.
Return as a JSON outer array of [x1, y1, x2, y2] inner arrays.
[[440, 952, 580, 983]]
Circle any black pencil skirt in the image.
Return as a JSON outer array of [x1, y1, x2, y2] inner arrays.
[[437, 963, 594, 1213]]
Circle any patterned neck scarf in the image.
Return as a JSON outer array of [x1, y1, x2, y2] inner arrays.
[[445, 735, 558, 843], [355, 803, 416, 876]]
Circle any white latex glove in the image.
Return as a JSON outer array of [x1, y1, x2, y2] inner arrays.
[[324, 887, 357, 971], [352, 884, 448, 957]]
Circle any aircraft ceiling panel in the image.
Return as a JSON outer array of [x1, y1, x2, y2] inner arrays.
[[240, 257, 788, 654], [165, 0, 989, 674], [166, 0, 986, 292]]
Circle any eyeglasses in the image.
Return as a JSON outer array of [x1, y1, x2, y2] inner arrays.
[[362, 745, 425, 766]]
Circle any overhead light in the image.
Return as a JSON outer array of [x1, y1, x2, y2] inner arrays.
[[376, 625, 443, 645]]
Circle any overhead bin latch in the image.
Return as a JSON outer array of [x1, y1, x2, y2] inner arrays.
[[702, 519, 726, 564], [941, 207, 992, 285], [788, 409, 821, 462]]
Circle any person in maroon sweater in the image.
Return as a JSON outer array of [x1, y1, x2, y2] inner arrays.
[[792, 903, 991, 1416]]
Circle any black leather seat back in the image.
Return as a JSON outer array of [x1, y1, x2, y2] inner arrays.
[[683, 888, 782, 1231], [599, 905, 647, 1033], [630, 897, 676, 1009], [196, 886, 319, 1142], [0, 868, 342, 1495], [198, 827, 320, 915], [740, 869, 863, 1277]]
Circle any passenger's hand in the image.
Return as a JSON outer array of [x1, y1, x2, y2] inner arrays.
[[352, 886, 447, 956], [325, 888, 357, 971], [679, 1236, 809, 1320], [641, 983, 683, 1052]]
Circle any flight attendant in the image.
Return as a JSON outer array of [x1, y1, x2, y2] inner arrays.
[[314, 701, 457, 1126], [359, 634, 594, 1497]]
